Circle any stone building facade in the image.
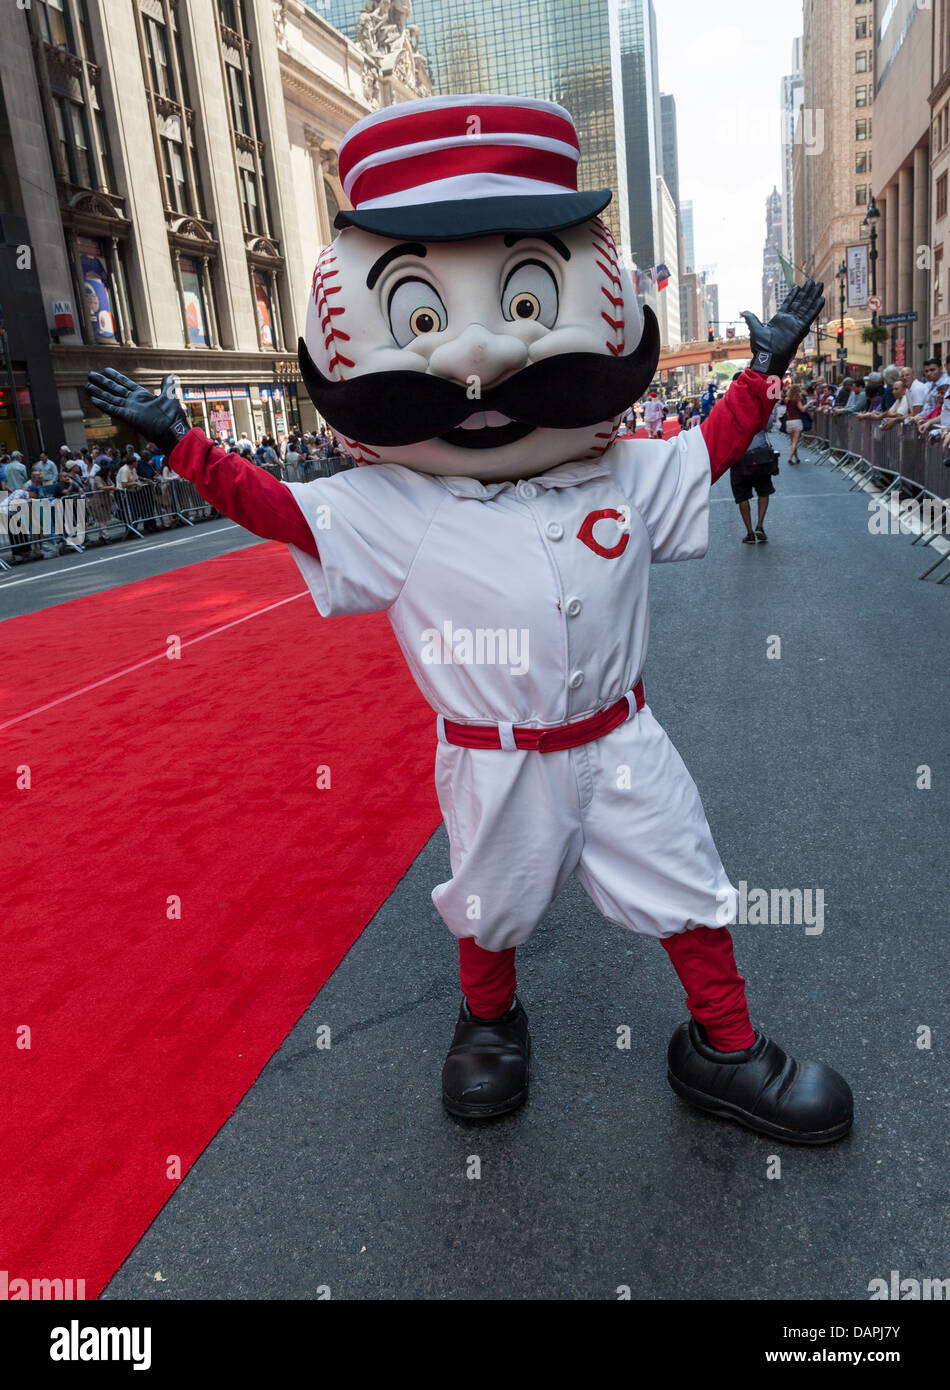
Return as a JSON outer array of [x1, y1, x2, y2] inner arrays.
[[929, 0, 950, 361], [0, 0, 428, 455], [873, 0, 934, 371]]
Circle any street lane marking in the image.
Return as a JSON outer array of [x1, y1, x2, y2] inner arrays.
[[0, 591, 308, 732], [0, 524, 242, 589]]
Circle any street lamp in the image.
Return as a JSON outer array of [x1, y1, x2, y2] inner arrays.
[[862, 194, 881, 372], [837, 259, 847, 383]]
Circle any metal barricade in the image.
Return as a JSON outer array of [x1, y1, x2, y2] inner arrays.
[[170, 477, 215, 524], [804, 410, 950, 582]]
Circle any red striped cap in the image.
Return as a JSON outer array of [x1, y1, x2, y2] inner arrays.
[[335, 94, 611, 241]]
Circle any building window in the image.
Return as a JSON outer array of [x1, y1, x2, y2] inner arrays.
[[856, 15, 868, 38], [240, 168, 262, 234], [855, 51, 867, 72], [855, 185, 868, 206], [855, 153, 868, 175], [253, 269, 278, 349], [160, 135, 188, 212], [178, 255, 211, 345], [855, 85, 867, 107], [856, 119, 868, 141], [92, 103, 115, 193], [934, 246, 944, 316], [227, 64, 250, 135], [51, 95, 96, 189], [77, 235, 118, 342], [938, 173, 948, 222], [143, 16, 175, 100], [34, 0, 71, 48], [69, 104, 92, 187]]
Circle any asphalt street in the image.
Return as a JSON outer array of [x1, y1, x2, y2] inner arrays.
[[17, 437, 949, 1300]]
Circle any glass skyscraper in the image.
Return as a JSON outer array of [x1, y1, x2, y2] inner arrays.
[[314, 0, 669, 287]]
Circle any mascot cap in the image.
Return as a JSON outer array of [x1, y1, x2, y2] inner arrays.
[[334, 93, 611, 241]]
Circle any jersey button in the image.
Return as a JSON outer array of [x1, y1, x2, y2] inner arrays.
[[565, 597, 582, 618], [545, 521, 564, 541], [568, 670, 584, 689], [518, 481, 538, 500]]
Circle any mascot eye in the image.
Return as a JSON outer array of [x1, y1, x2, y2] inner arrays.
[[388, 278, 446, 346], [502, 261, 558, 327]]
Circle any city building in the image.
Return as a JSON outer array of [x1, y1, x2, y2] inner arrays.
[[679, 198, 695, 336], [873, 0, 935, 370], [762, 186, 784, 322], [781, 37, 804, 263], [681, 270, 707, 343], [654, 176, 680, 347], [799, 0, 876, 369], [0, 0, 428, 454], [278, 0, 429, 336], [701, 274, 719, 339], [932, 0, 950, 360], [323, 0, 670, 316], [660, 93, 680, 213]]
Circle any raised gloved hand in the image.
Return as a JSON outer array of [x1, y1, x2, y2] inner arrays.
[[85, 370, 191, 456], [741, 279, 825, 379]]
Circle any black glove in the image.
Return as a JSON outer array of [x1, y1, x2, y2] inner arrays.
[[741, 280, 825, 379], [85, 369, 191, 456]]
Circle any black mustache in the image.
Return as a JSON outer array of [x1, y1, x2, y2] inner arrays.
[[297, 306, 660, 447]]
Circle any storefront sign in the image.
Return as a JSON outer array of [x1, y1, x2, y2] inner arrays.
[[52, 300, 74, 332], [182, 387, 206, 402], [228, 385, 250, 399]]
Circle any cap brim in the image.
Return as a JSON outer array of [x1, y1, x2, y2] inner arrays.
[[334, 189, 612, 242]]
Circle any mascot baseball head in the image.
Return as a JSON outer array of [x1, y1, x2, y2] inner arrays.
[[300, 94, 659, 480]]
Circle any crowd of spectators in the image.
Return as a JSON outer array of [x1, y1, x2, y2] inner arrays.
[[809, 355, 950, 456], [0, 424, 349, 565]]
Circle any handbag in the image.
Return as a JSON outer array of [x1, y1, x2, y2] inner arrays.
[[751, 444, 780, 476]]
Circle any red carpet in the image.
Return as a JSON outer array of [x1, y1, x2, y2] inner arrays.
[[629, 419, 684, 440], [0, 543, 440, 1297]]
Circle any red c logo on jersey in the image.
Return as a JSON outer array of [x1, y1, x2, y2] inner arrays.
[[576, 508, 630, 559]]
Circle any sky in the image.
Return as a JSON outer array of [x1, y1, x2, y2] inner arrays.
[[653, 0, 804, 329]]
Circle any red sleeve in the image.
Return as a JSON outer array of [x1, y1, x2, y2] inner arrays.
[[169, 429, 318, 558], [700, 370, 778, 484]]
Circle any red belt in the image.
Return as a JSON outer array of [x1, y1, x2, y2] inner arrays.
[[438, 680, 645, 753]]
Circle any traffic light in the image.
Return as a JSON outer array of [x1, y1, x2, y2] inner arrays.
[[707, 326, 714, 343], [836, 325, 845, 346]]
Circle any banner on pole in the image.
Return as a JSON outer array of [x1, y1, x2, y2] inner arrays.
[[846, 245, 869, 308]]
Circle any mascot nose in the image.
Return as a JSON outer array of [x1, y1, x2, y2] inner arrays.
[[427, 324, 528, 388]]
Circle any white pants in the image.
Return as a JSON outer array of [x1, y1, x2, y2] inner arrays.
[[431, 705, 738, 951]]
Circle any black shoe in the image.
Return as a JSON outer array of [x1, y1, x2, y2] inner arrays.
[[667, 1019, 853, 1145], [755, 526, 768, 543], [442, 996, 530, 1119]]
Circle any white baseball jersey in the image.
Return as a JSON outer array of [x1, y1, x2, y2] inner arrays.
[[284, 426, 738, 948]]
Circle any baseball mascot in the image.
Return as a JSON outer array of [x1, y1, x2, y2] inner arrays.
[[88, 95, 853, 1144]]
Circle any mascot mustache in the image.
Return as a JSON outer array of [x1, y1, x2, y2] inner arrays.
[[298, 306, 660, 448]]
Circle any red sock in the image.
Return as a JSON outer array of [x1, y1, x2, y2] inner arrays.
[[661, 926, 756, 1051], [458, 937, 517, 1019]]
